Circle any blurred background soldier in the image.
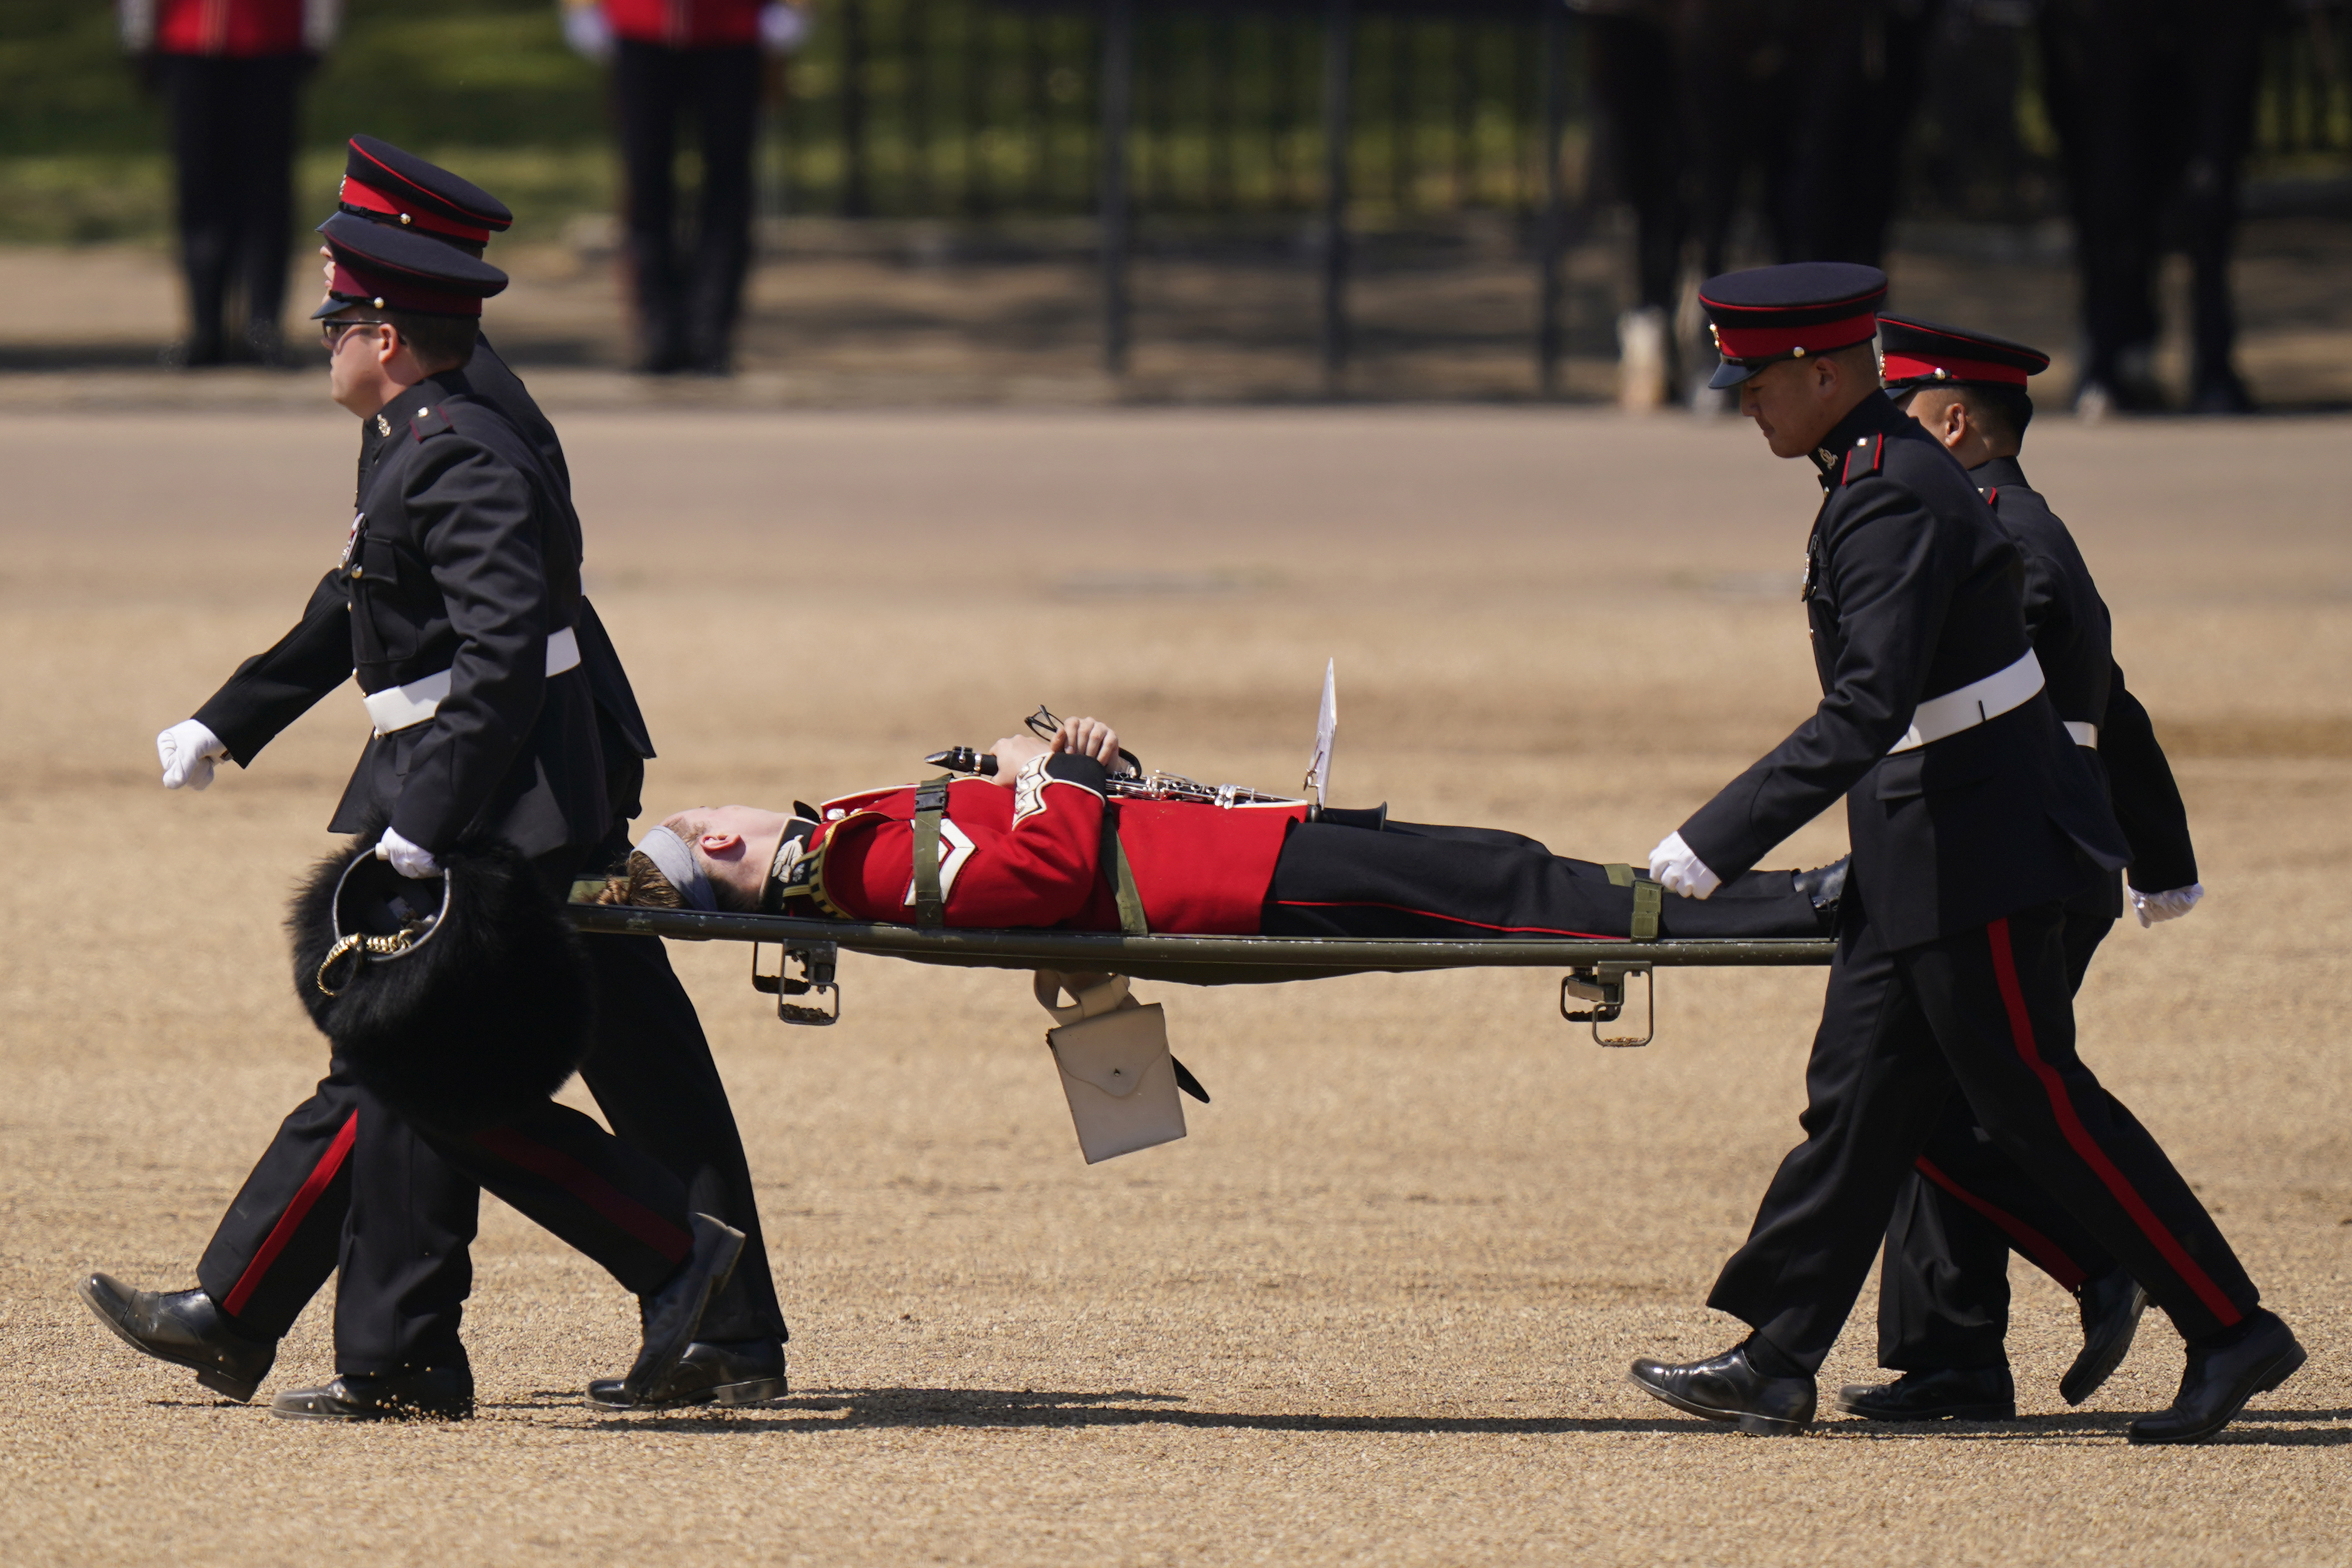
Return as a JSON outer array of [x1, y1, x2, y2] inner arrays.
[[1598, 0, 1939, 409], [2040, 0, 2281, 414], [118, 0, 339, 367], [1571, 0, 1686, 409], [563, 0, 811, 375]]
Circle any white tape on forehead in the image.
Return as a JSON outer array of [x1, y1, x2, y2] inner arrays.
[[636, 825, 717, 911]]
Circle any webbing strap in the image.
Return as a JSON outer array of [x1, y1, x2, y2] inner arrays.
[[1604, 864, 1662, 940], [1629, 879, 1662, 942], [1100, 804, 1149, 935], [911, 775, 951, 929]]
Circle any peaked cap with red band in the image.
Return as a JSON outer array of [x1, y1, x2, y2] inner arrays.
[[1877, 313, 2050, 393], [1699, 262, 1887, 389], [332, 136, 513, 252], [313, 212, 509, 320]]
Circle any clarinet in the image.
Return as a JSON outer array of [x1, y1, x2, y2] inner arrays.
[[921, 748, 1301, 810]]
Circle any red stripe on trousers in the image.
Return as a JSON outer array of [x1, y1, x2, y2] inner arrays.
[[1915, 1155, 2088, 1292], [1269, 900, 1614, 939], [222, 1110, 358, 1318], [470, 1128, 692, 1265], [1984, 916, 2240, 1325]]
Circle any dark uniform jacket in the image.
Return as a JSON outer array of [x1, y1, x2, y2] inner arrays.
[[1678, 393, 2129, 951], [467, 333, 655, 779], [195, 371, 606, 858], [1975, 454, 2197, 905]]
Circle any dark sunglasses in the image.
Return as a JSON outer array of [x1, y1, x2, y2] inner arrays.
[[320, 318, 395, 350]]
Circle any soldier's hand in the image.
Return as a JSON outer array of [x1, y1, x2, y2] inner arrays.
[[375, 827, 443, 880], [157, 719, 227, 791], [2132, 883, 2203, 928], [1648, 831, 1722, 901], [1054, 717, 1121, 768], [987, 732, 1050, 784]]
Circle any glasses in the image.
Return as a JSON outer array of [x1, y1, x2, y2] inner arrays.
[[320, 318, 394, 350]]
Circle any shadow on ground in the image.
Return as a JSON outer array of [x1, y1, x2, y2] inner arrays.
[[481, 1385, 2352, 1446]]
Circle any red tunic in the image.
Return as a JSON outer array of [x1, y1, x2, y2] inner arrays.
[[600, 0, 764, 49], [151, 0, 308, 56], [807, 759, 1308, 934]]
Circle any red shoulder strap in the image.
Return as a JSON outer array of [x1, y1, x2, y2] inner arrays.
[[1839, 433, 1885, 486]]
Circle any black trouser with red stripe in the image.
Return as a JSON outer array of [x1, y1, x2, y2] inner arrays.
[[1709, 900, 2256, 1371], [1875, 911, 2122, 1372], [194, 889, 786, 1370], [197, 1055, 694, 1375], [1260, 820, 1830, 941]]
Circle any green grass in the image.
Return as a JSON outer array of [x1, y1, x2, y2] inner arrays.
[[0, 146, 616, 247]]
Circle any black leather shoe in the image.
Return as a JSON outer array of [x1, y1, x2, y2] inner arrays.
[[2060, 1268, 2149, 1406], [587, 1337, 787, 1412], [1793, 857, 1848, 933], [1629, 1345, 1816, 1436], [271, 1366, 475, 1422], [613, 1212, 747, 1407], [2127, 1311, 2304, 1445], [78, 1273, 275, 1403], [1836, 1366, 2015, 1422]]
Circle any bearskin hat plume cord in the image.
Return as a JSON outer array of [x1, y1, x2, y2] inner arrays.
[[289, 827, 595, 1132]]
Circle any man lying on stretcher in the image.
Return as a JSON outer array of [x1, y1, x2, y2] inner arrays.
[[599, 716, 1845, 941]]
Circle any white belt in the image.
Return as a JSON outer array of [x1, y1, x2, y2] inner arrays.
[[1886, 648, 2044, 755], [2064, 721, 2099, 749], [362, 626, 581, 737]]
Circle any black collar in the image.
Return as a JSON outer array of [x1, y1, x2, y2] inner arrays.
[[1970, 453, 2029, 493], [1809, 391, 1904, 483]]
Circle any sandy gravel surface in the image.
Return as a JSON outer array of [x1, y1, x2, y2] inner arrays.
[[2, 406, 2348, 1564]]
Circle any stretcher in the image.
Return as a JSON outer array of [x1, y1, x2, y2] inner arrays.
[[566, 902, 1836, 1047]]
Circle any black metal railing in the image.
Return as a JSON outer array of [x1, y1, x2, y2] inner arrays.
[[756, 0, 2347, 387], [771, 0, 1569, 222]]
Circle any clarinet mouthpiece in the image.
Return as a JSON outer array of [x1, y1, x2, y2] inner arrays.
[[924, 747, 998, 777]]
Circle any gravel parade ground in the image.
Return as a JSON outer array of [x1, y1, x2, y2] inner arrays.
[[2, 404, 2347, 1564]]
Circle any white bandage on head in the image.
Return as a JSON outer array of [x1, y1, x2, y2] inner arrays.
[[635, 825, 718, 912]]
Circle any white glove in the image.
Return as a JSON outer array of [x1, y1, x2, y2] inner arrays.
[[375, 827, 443, 880], [758, 2, 810, 54], [2132, 883, 2203, 928], [560, 1, 613, 61], [1648, 831, 1722, 901], [158, 719, 228, 791]]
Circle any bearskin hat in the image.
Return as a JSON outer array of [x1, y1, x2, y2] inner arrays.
[[289, 830, 594, 1132]]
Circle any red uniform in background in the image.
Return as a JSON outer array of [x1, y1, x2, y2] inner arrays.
[[781, 754, 1833, 944], [121, 0, 336, 364], [574, 0, 806, 373]]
